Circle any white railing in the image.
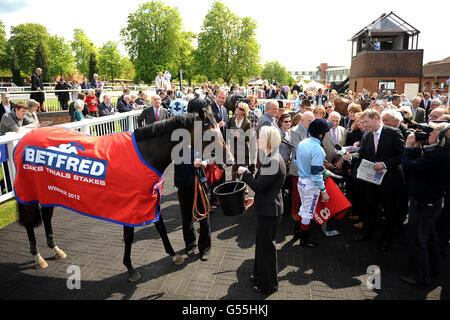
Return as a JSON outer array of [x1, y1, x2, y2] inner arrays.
[[0, 110, 143, 203]]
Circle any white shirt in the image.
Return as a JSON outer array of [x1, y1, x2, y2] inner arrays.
[[3, 104, 11, 114]]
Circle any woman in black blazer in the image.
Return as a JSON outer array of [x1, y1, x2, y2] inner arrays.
[[237, 125, 286, 294]]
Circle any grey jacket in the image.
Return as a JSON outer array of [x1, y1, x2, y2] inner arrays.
[[288, 124, 309, 176], [0, 112, 33, 135]]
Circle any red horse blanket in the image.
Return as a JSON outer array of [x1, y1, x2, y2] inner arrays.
[[14, 127, 163, 227]]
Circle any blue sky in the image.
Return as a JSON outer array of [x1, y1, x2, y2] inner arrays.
[[1, 0, 449, 71]]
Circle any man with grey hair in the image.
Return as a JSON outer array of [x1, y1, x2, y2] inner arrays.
[[428, 108, 447, 122], [289, 111, 314, 225], [322, 111, 347, 170], [137, 95, 168, 127], [411, 97, 426, 123], [98, 95, 116, 117], [382, 109, 409, 139], [257, 100, 279, 138], [426, 98, 443, 122], [118, 94, 136, 113], [30, 67, 45, 112]]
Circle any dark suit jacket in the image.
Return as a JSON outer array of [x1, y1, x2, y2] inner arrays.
[[30, 73, 44, 103], [187, 97, 206, 114], [315, 94, 328, 106], [98, 102, 116, 117], [357, 125, 405, 186], [211, 101, 228, 138], [0, 102, 16, 121], [242, 154, 286, 217], [137, 106, 169, 127], [411, 107, 426, 123], [419, 98, 431, 111]]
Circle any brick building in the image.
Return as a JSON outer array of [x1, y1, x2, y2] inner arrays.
[[422, 56, 450, 93], [349, 12, 423, 99]]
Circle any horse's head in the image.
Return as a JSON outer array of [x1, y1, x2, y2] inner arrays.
[[193, 107, 234, 166]]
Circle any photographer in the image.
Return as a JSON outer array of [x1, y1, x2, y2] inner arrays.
[[400, 122, 450, 287]]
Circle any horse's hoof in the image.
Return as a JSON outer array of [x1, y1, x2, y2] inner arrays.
[[35, 254, 48, 269], [128, 270, 142, 282], [172, 254, 184, 265], [54, 247, 67, 260]]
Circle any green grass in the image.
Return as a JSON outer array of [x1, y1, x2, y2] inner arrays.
[[0, 199, 18, 229]]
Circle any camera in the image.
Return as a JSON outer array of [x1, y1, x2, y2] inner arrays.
[[407, 123, 434, 141]]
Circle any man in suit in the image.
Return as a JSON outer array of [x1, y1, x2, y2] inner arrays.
[[314, 88, 328, 106], [350, 109, 405, 251], [210, 89, 229, 139], [410, 97, 426, 123], [420, 92, 432, 111], [187, 90, 206, 114], [426, 99, 443, 122], [55, 77, 71, 110], [90, 73, 102, 101], [322, 112, 347, 172], [257, 100, 279, 138], [30, 68, 45, 112], [0, 93, 16, 120], [137, 95, 168, 127], [118, 95, 137, 113], [135, 91, 149, 107], [289, 111, 314, 220], [98, 95, 116, 117]]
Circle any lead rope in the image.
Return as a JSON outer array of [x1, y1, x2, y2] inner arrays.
[[192, 168, 210, 221]]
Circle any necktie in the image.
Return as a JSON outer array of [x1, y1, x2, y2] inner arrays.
[[332, 129, 337, 144], [373, 132, 378, 153], [156, 108, 159, 121]]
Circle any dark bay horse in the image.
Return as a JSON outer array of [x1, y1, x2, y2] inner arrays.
[[16, 108, 233, 282]]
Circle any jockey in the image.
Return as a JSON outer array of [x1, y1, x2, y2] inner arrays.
[[293, 118, 332, 247]]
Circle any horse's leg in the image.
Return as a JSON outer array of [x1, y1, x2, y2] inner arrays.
[[41, 206, 67, 260], [154, 215, 184, 265], [18, 203, 48, 269], [123, 226, 141, 282]]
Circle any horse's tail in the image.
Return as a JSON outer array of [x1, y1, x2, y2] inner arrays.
[[17, 202, 42, 228]]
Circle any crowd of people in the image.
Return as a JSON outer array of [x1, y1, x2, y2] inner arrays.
[[2, 68, 450, 294]]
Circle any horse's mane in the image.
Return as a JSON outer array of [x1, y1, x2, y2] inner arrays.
[[134, 113, 197, 141]]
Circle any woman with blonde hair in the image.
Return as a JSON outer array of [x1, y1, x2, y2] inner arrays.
[[237, 125, 286, 294], [313, 105, 326, 119], [228, 102, 251, 180], [26, 99, 40, 126]]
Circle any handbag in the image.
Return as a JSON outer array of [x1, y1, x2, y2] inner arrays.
[[204, 162, 224, 186]]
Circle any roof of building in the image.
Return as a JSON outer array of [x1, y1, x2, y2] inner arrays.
[[351, 12, 420, 41], [423, 57, 450, 78]]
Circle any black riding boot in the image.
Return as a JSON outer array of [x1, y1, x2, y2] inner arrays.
[[299, 229, 319, 247]]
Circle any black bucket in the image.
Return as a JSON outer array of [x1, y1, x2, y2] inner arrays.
[[213, 181, 247, 216]]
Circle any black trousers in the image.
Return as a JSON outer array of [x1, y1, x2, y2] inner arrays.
[[408, 198, 443, 285], [281, 174, 292, 216], [361, 181, 400, 242], [177, 186, 211, 255], [254, 214, 281, 292], [59, 100, 69, 110]]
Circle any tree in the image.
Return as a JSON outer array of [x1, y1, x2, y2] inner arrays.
[[195, 1, 261, 84], [121, 57, 135, 81], [98, 41, 123, 81], [88, 51, 99, 80], [10, 47, 22, 85], [9, 23, 50, 75], [121, 1, 183, 83], [0, 20, 8, 71], [261, 61, 294, 86], [34, 40, 51, 82], [177, 31, 197, 85], [71, 29, 96, 76], [48, 35, 75, 79]]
